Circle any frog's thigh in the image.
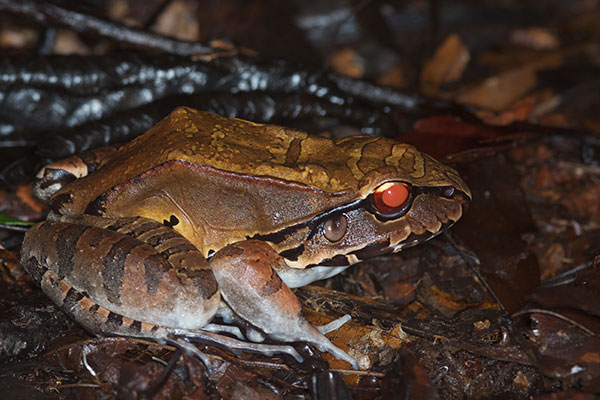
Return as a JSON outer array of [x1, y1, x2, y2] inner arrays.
[[210, 240, 357, 368], [21, 218, 220, 332]]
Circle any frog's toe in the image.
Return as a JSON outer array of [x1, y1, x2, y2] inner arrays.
[[166, 337, 214, 373], [317, 342, 358, 370], [295, 323, 358, 370], [214, 306, 266, 342], [316, 314, 351, 335], [202, 323, 245, 340]]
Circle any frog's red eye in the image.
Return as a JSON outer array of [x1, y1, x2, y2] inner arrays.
[[373, 182, 410, 214]]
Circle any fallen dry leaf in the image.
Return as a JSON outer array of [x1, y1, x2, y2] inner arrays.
[[420, 34, 470, 94], [329, 48, 365, 79], [510, 27, 560, 50], [458, 66, 537, 111]]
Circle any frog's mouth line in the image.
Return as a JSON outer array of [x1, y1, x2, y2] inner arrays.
[[315, 221, 451, 268], [312, 200, 467, 268]]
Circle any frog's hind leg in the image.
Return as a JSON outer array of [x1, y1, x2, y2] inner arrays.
[[35, 266, 216, 368], [34, 266, 305, 370], [210, 240, 359, 369], [33, 146, 119, 201]]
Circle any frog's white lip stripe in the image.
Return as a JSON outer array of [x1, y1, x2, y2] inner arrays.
[[391, 217, 460, 253], [391, 228, 443, 252], [282, 230, 436, 286], [354, 217, 459, 259]]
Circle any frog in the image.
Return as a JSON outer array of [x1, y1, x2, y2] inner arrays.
[[20, 106, 471, 370]]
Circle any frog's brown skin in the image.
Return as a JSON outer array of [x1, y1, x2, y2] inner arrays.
[[21, 107, 470, 370]]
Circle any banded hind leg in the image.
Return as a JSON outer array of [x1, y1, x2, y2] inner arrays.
[[21, 215, 221, 333], [37, 265, 303, 370]]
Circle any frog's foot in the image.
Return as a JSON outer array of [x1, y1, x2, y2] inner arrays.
[[215, 305, 266, 342], [211, 240, 359, 370], [215, 306, 351, 349], [168, 328, 303, 363]]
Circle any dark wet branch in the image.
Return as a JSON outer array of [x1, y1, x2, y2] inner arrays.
[[36, 92, 392, 158], [0, 53, 471, 144]]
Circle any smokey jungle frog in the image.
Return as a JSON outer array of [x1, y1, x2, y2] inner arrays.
[[21, 107, 471, 369]]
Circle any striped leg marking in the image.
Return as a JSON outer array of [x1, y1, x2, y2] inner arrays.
[[21, 218, 220, 330]]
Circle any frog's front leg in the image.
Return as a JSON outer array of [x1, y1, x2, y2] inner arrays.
[[33, 146, 119, 202], [210, 240, 358, 369]]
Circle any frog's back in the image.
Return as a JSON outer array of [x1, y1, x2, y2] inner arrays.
[[99, 107, 352, 194], [93, 107, 463, 193]]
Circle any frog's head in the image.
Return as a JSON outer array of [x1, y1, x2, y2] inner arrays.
[[276, 142, 471, 275]]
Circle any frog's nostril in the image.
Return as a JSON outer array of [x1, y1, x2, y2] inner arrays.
[[442, 187, 455, 198]]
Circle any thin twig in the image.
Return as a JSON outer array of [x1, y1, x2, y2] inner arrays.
[[511, 308, 597, 336], [0, 0, 214, 55]]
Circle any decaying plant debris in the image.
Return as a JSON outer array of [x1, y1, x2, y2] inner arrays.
[[0, 1, 599, 399]]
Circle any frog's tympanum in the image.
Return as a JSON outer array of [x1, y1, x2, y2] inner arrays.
[[21, 107, 470, 369]]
